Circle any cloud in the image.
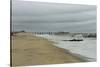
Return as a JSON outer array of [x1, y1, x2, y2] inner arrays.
[[12, 1, 96, 32]]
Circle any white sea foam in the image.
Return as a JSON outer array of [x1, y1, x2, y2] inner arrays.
[[36, 34, 96, 61]]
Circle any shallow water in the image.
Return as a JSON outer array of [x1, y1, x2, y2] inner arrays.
[[36, 34, 96, 61]]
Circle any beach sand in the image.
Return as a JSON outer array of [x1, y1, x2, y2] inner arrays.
[[11, 32, 86, 66]]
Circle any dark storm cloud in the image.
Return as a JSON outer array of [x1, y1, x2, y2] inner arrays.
[[12, 0, 96, 32]]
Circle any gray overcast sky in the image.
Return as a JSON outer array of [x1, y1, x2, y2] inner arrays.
[[18, 0, 96, 5], [12, 0, 96, 32]]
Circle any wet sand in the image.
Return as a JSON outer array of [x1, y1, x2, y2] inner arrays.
[[11, 32, 86, 66]]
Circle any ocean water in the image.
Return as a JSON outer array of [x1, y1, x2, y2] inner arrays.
[[36, 34, 96, 61], [12, 0, 96, 62]]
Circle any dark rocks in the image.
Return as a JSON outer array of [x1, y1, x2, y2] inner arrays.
[[62, 39, 83, 41]]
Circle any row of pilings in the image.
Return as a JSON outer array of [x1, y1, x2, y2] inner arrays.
[[32, 32, 55, 35]]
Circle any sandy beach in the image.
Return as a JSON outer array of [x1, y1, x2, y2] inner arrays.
[[11, 32, 87, 66]]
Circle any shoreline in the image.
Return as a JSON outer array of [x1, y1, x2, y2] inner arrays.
[[35, 34, 96, 62], [52, 42, 96, 62], [12, 32, 91, 66]]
